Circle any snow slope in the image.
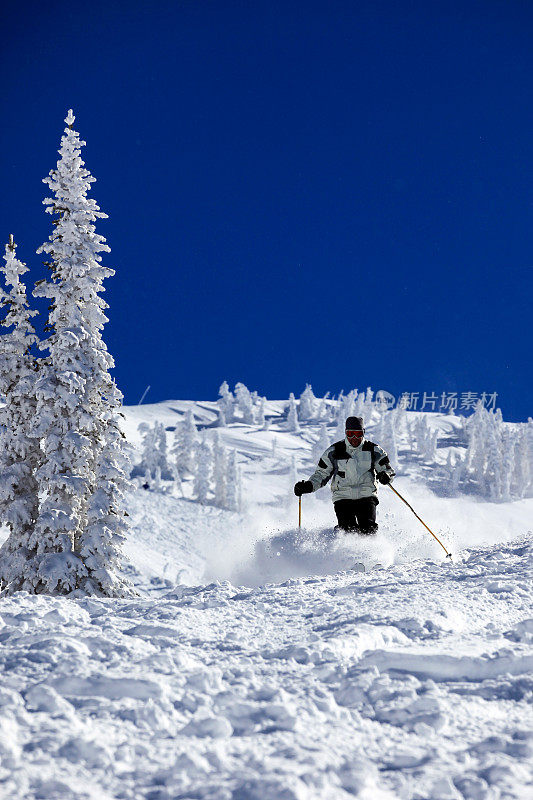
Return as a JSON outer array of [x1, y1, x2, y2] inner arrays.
[[1, 399, 531, 799]]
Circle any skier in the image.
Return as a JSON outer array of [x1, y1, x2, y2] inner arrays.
[[294, 416, 395, 534]]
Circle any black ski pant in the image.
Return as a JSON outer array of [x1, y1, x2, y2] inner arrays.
[[334, 497, 378, 534]]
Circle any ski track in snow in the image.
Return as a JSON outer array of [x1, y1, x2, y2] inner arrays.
[[1, 401, 532, 799]]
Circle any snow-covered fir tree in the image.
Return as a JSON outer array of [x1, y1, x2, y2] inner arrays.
[[314, 393, 330, 422], [235, 382, 255, 424], [484, 418, 504, 501], [362, 387, 375, 423], [298, 384, 316, 420], [500, 429, 514, 503], [511, 427, 530, 498], [443, 450, 465, 495], [27, 110, 131, 596], [171, 409, 198, 476], [352, 391, 364, 420], [218, 381, 234, 423], [194, 436, 212, 504], [286, 393, 300, 432], [257, 396, 267, 429], [460, 403, 531, 501], [136, 421, 171, 484], [0, 238, 41, 593], [81, 379, 132, 596], [212, 431, 227, 508], [137, 422, 161, 480], [414, 417, 438, 462], [450, 452, 466, 494], [155, 422, 170, 476]]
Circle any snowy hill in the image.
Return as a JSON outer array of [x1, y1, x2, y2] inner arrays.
[[1, 395, 532, 799]]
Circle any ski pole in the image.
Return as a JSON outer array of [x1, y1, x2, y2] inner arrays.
[[388, 484, 452, 559], [298, 496, 302, 530]]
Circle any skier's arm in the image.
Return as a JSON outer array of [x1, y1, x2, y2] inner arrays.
[[308, 447, 335, 492], [373, 444, 395, 483]]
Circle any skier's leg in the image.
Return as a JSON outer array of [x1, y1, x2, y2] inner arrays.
[[334, 500, 360, 532], [355, 497, 378, 535]]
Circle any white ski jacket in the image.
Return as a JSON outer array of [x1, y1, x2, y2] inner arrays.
[[308, 437, 395, 503]]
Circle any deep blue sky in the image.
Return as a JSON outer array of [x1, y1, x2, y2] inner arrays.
[[1, 1, 532, 420]]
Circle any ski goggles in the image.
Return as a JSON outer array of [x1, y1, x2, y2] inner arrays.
[[346, 430, 364, 436]]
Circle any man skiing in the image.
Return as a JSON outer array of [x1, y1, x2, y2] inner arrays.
[[294, 416, 395, 534]]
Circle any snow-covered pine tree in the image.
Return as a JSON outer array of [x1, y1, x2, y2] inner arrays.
[[511, 426, 530, 498], [392, 404, 407, 442], [0, 238, 41, 593], [235, 382, 255, 424], [425, 429, 438, 462], [298, 384, 316, 420], [500, 429, 514, 502], [212, 431, 227, 508], [218, 381, 234, 423], [75, 380, 132, 595], [353, 390, 365, 419], [155, 422, 170, 478], [137, 422, 160, 481], [257, 396, 267, 429], [444, 450, 465, 495], [484, 415, 504, 501], [314, 393, 330, 422], [286, 393, 300, 433], [464, 402, 486, 474], [194, 436, 212, 504], [29, 110, 130, 596], [450, 452, 465, 494], [171, 409, 198, 476], [414, 416, 437, 462], [344, 389, 356, 420], [136, 421, 170, 484]]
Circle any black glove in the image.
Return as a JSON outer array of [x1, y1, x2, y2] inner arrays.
[[294, 480, 313, 497], [377, 472, 391, 485]]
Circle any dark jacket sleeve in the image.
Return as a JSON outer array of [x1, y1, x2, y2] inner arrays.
[[373, 444, 395, 481]]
